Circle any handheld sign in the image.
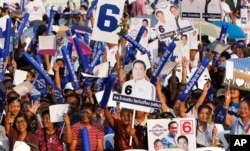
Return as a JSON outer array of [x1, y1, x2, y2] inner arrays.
[[91, 0, 124, 44]]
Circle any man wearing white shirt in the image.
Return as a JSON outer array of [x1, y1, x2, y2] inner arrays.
[[25, 0, 46, 27]]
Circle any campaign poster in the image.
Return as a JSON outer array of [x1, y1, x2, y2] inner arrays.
[[147, 118, 196, 151], [180, 0, 222, 21]]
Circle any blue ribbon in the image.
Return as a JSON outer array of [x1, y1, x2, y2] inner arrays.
[[179, 57, 210, 102], [17, 13, 29, 39], [81, 127, 90, 151], [23, 52, 63, 103], [46, 10, 55, 36], [61, 46, 80, 90], [0, 48, 4, 81], [150, 42, 176, 84], [4, 18, 11, 61], [88, 47, 105, 74], [217, 25, 228, 43], [86, 0, 98, 20], [122, 33, 151, 57], [100, 74, 116, 108], [73, 38, 89, 72]]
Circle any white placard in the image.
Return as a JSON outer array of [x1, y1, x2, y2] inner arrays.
[[38, 36, 57, 56], [49, 104, 69, 123], [95, 90, 117, 107], [13, 81, 34, 96], [107, 45, 118, 67], [13, 69, 27, 85], [136, 53, 151, 70], [91, 0, 125, 44], [81, 62, 109, 78], [225, 60, 234, 80], [147, 118, 196, 151]]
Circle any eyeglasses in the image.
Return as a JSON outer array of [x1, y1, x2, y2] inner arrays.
[[15, 120, 26, 125]]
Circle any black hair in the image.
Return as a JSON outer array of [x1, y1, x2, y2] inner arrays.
[[65, 93, 81, 107], [197, 104, 212, 114], [132, 60, 146, 70], [7, 96, 21, 105], [120, 108, 133, 115], [220, 51, 231, 60], [82, 102, 95, 113], [13, 112, 31, 132], [168, 121, 178, 129], [154, 139, 163, 145], [177, 135, 189, 143]]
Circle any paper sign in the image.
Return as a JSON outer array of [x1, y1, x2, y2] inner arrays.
[[147, 118, 196, 151], [223, 70, 250, 91], [137, 54, 152, 70], [91, 0, 124, 44], [13, 69, 27, 85], [225, 60, 234, 80], [13, 81, 34, 96], [207, 40, 231, 54], [107, 46, 118, 67], [49, 104, 69, 123], [160, 61, 177, 76], [95, 90, 117, 107], [92, 62, 109, 78], [38, 36, 57, 56], [13, 141, 30, 151]]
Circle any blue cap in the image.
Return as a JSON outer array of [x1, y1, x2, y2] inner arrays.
[[237, 41, 245, 48], [3, 3, 9, 8]]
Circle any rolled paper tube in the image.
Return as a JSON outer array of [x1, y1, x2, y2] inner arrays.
[[218, 25, 228, 43], [34, 54, 44, 69], [154, 0, 159, 5], [46, 10, 55, 36], [179, 57, 211, 102], [122, 33, 151, 57], [74, 38, 89, 72], [88, 47, 105, 74], [130, 26, 146, 52], [100, 74, 116, 109], [4, 18, 12, 60], [81, 127, 90, 151], [61, 46, 80, 90], [90, 41, 99, 58], [17, 13, 29, 39], [150, 42, 176, 84], [0, 28, 2, 38], [84, 33, 89, 44], [71, 28, 76, 36], [67, 42, 73, 58], [23, 52, 63, 103], [115, 81, 121, 91], [86, 0, 98, 20]]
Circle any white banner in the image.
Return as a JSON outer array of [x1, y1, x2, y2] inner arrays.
[[147, 118, 196, 151], [91, 0, 125, 44]]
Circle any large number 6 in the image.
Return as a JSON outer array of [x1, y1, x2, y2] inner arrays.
[[97, 4, 120, 32]]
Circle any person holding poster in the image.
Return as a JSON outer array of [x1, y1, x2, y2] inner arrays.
[[162, 121, 178, 148], [121, 60, 156, 101]]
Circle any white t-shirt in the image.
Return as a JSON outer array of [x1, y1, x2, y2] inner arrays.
[[25, 0, 46, 22]]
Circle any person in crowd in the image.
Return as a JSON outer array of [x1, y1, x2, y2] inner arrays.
[[70, 102, 104, 151], [131, 0, 147, 17], [25, 0, 46, 27], [35, 110, 72, 151]]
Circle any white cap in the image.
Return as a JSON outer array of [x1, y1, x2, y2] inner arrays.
[[64, 82, 74, 91], [190, 41, 199, 50]]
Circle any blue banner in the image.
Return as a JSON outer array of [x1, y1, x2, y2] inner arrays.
[[46, 10, 55, 36], [88, 47, 105, 74], [4, 18, 11, 61], [150, 42, 176, 84], [86, 0, 98, 19], [179, 57, 210, 102], [90, 41, 99, 59], [23, 52, 63, 103], [100, 74, 116, 109], [122, 33, 151, 57], [73, 38, 89, 72], [17, 13, 29, 39], [81, 127, 90, 151], [61, 46, 80, 90], [33, 74, 48, 94], [218, 25, 228, 43]]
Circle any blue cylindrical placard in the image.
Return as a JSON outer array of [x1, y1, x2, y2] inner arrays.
[[18, 13, 29, 39], [84, 33, 89, 44], [74, 38, 89, 72], [150, 42, 176, 84], [86, 0, 98, 19], [67, 42, 73, 58], [34, 54, 44, 69], [218, 25, 228, 43], [4, 18, 11, 60], [179, 57, 211, 102], [100, 74, 116, 109], [46, 10, 55, 36], [88, 47, 105, 74], [81, 127, 90, 151], [61, 46, 80, 90], [130, 26, 146, 51]]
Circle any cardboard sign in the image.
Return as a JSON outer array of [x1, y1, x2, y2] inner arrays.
[[147, 118, 196, 151], [38, 36, 57, 56], [49, 104, 69, 123], [91, 0, 124, 44], [223, 70, 250, 91]]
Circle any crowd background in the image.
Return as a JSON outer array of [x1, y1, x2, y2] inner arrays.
[[0, 0, 250, 151]]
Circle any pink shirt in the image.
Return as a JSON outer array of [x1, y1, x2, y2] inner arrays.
[[131, 0, 147, 16]]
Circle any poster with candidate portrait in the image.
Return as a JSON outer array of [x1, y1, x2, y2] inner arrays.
[[147, 118, 196, 151], [155, 2, 194, 42], [180, 0, 222, 21]]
